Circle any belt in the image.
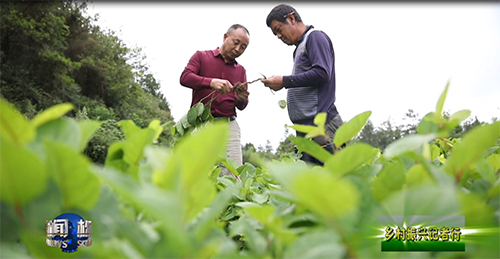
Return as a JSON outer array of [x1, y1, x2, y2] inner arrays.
[[214, 116, 236, 122]]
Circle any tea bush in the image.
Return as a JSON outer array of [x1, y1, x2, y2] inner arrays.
[[1, 84, 499, 258]]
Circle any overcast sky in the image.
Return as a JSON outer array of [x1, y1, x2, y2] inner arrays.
[[86, 2, 500, 150]]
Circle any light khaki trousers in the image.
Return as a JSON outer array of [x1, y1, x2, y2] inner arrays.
[[220, 120, 243, 177]]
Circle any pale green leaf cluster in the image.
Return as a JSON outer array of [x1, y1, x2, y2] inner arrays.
[[1, 82, 499, 259]]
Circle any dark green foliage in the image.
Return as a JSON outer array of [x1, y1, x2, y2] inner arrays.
[[84, 119, 125, 164], [0, 1, 174, 163]]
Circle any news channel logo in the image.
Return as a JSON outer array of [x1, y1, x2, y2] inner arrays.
[[46, 213, 92, 253]]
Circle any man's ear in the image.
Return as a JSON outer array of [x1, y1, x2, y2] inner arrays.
[[289, 11, 296, 25], [223, 33, 228, 42]]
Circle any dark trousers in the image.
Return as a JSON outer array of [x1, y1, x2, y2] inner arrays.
[[296, 114, 345, 166]]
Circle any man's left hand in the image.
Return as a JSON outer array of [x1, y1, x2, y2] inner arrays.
[[235, 87, 249, 103], [261, 75, 284, 91]]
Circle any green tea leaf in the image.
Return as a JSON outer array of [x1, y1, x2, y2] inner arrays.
[[475, 159, 496, 184], [382, 184, 460, 218], [333, 111, 371, 148], [239, 203, 275, 225], [195, 102, 205, 116], [404, 152, 455, 187], [289, 136, 332, 163], [122, 127, 157, 167], [228, 215, 267, 256], [283, 230, 345, 259], [20, 231, 67, 259], [175, 121, 184, 136], [152, 122, 229, 222], [251, 191, 270, 204], [239, 202, 297, 246], [459, 192, 496, 227], [35, 118, 81, 151], [278, 100, 287, 109], [45, 141, 100, 211], [191, 186, 238, 241], [488, 180, 500, 200], [238, 163, 257, 182], [313, 112, 327, 129], [187, 106, 198, 125], [22, 180, 63, 233], [118, 120, 141, 140], [202, 106, 212, 121], [470, 180, 492, 200], [288, 113, 328, 139], [144, 146, 170, 173], [449, 109, 471, 123], [173, 121, 229, 187], [0, 139, 48, 205], [220, 157, 239, 176], [430, 143, 441, 161], [0, 98, 35, 146], [371, 159, 406, 203], [436, 81, 450, 116], [486, 154, 500, 174], [1, 202, 21, 242], [31, 103, 74, 129], [305, 129, 326, 139], [416, 112, 440, 134], [324, 143, 379, 177], [184, 174, 218, 222], [383, 133, 437, 159], [148, 119, 164, 141], [406, 164, 434, 188], [95, 167, 193, 257], [0, 242, 33, 258], [180, 115, 190, 129], [287, 125, 317, 134], [78, 120, 102, 152], [266, 160, 309, 190], [105, 142, 128, 172], [290, 170, 360, 219], [445, 122, 500, 175]]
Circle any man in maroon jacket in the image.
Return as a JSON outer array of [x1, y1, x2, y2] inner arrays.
[[180, 24, 250, 177]]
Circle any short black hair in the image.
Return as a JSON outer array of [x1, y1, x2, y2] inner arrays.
[[266, 4, 302, 27], [227, 24, 250, 36]]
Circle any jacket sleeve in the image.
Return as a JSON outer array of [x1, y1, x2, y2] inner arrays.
[[236, 68, 249, 110], [179, 51, 213, 90], [282, 31, 333, 88]]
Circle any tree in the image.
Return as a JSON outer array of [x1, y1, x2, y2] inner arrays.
[[275, 126, 296, 159], [0, 1, 174, 163]]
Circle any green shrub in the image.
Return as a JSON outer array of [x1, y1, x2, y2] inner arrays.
[[0, 83, 499, 259], [83, 119, 124, 164]]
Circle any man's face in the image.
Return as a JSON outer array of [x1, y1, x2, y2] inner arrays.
[[270, 19, 294, 46], [221, 28, 249, 61]]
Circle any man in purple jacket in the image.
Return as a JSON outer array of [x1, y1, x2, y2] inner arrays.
[[180, 24, 250, 176], [261, 4, 344, 166]]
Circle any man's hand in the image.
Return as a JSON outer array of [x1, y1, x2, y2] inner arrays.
[[210, 78, 233, 93], [261, 75, 284, 91], [235, 87, 249, 103]]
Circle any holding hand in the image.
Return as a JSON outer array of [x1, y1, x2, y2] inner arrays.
[[261, 75, 284, 91], [234, 82, 250, 102], [210, 78, 233, 93]]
